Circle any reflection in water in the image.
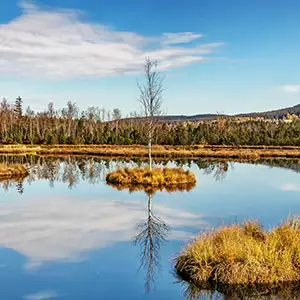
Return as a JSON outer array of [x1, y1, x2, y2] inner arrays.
[[0, 156, 299, 299], [0, 187, 205, 270], [178, 279, 300, 300], [2, 156, 300, 194], [200, 161, 231, 181], [133, 192, 170, 293]]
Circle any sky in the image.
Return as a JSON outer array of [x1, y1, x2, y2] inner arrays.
[[0, 0, 300, 115]]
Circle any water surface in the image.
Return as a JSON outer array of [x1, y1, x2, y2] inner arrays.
[[0, 157, 299, 299]]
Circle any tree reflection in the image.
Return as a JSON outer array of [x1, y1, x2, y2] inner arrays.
[[133, 192, 170, 293], [194, 160, 232, 181], [2, 156, 300, 193]]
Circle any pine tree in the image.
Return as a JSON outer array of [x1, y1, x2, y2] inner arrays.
[[14, 96, 23, 117]]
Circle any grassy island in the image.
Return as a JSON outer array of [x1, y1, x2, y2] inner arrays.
[[106, 167, 196, 190], [175, 218, 300, 291], [0, 163, 28, 179]]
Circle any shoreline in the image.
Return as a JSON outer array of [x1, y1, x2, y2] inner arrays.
[[1, 144, 300, 159]]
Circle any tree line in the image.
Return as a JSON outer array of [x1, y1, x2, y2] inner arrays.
[[2, 96, 300, 146]]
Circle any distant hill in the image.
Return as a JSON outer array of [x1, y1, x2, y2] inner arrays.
[[236, 104, 300, 119], [159, 114, 224, 122], [161, 104, 300, 122]]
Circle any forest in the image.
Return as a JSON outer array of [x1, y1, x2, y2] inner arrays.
[[1, 97, 300, 146]]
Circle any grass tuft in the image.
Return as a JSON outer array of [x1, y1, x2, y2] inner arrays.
[[175, 217, 300, 288], [106, 167, 196, 191]]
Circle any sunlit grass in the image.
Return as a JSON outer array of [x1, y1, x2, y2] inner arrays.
[[106, 167, 196, 189], [1, 144, 300, 159], [175, 217, 300, 288]]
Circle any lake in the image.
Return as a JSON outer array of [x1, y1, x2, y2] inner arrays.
[[0, 156, 299, 299]]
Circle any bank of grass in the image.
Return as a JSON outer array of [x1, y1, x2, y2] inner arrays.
[[106, 167, 196, 189], [3, 144, 300, 159], [0, 163, 28, 179], [175, 218, 300, 289]]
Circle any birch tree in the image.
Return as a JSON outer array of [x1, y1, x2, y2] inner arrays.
[[138, 58, 164, 170]]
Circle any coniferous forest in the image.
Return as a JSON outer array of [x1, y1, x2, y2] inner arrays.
[[2, 97, 300, 146]]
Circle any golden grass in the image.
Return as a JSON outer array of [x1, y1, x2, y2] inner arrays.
[[107, 181, 196, 193], [2, 144, 300, 159], [175, 217, 300, 289], [0, 163, 28, 179], [106, 167, 196, 189]]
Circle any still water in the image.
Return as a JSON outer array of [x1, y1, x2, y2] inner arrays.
[[0, 156, 299, 299]]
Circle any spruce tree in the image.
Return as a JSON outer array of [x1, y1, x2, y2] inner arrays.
[[14, 96, 23, 117]]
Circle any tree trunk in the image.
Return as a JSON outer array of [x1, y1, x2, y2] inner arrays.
[[148, 135, 152, 171]]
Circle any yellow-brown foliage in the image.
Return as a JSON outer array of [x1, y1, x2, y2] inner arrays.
[[175, 218, 300, 287], [0, 163, 28, 178], [106, 167, 196, 189], [2, 144, 300, 159], [107, 181, 196, 193]]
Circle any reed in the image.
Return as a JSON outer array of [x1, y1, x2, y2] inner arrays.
[[175, 217, 300, 288]]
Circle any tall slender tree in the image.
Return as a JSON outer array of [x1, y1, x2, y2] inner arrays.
[[138, 58, 164, 170]]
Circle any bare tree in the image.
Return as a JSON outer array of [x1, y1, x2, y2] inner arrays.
[[138, 58, 164, 170], [133, 192, 170, 293]]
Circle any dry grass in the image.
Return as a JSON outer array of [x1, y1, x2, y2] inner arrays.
[[2, 144, 300, 159], [107, 181, 196, 193], [175, 217, 300, 288], [0, 163, 28, 179], [106, 167, 196, 189]]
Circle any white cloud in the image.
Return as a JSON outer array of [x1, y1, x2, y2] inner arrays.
[[0, 1, 223, 79], [282, 85, 300, 93], [24, 290, 58, 300], [281, 183, 300, 191], [0, 195, 206, 269], [162, 32, 204, 45]]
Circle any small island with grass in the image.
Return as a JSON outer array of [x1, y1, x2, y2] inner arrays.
[[106, 167, 196, 191], [175, 217, 300, 295], [0, 163, 28, 179]]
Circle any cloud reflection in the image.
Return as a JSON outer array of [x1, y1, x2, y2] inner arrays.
[[0, 195, 206, 269], [24, 290, 58, 300]]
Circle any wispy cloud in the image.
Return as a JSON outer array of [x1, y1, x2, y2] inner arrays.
[[282, 84, 300, 93], [0, 1, 223, 79], [24, 290, 58, 300], [161, 32, 204, 45]]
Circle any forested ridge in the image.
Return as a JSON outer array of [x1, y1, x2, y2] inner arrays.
[[1, 97, 300, 146]]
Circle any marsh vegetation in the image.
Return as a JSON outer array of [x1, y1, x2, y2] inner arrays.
[[106, 167, 196, 191], [175, 217, 300, 294]]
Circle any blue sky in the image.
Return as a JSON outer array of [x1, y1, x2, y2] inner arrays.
[[0, 0, 300, 115]]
